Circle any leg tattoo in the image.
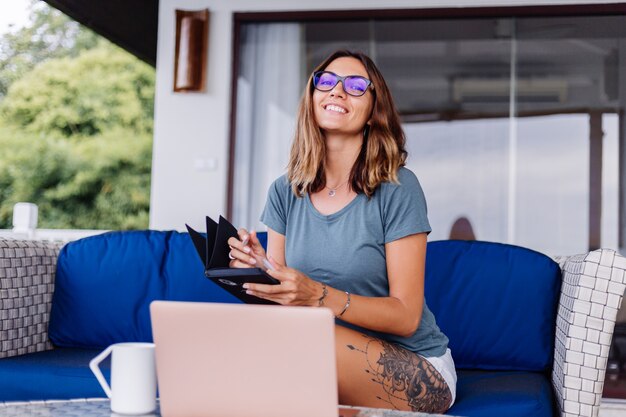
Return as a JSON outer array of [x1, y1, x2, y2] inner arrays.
[[347, 337, 452, 413]]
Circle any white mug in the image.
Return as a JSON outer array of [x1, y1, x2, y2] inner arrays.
[[90, 342, 157, 415]]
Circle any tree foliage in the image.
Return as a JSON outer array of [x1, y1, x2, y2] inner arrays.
[[0, 126, 152, 229], [1, 43, 154, 137], [0, 2, 154, 230], [0, 0, 99, 99]]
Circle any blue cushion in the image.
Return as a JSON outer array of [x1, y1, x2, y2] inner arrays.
[[0, 348, 106, 401], [256, 231, 267, 251], [49, 231, 241, 349], [425, 240, 561, 371], [449, 370, 555, 417]]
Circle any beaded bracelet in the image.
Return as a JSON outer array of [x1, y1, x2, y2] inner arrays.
[[336, 291, 351, 318], [318, 283, 328, 307]]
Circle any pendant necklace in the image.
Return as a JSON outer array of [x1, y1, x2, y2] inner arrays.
[[325, 180, 348, 197]]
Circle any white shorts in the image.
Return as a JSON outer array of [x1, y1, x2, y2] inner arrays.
[[420, 348, 457, 407]]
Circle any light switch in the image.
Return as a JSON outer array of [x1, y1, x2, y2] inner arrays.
[[194, 158, 217, 171]]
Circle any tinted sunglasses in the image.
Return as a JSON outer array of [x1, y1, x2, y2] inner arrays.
[[312, 71, 373, 97]]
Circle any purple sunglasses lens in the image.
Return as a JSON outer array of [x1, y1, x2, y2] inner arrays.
[[344, 77, 368, 95], [315, 72, 338, 89]]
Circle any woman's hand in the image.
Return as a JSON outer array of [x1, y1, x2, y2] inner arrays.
[[243, 257, 322, 306], [227, 229, 266, 269]]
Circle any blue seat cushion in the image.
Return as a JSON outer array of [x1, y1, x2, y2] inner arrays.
[[0, 348, 106, 401], [49, 231, 242, 349], [425, 240, 562, 371], [450, 370, 555, 417]]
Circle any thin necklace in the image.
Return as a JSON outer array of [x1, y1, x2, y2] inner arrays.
[[324, 180, 349, 197]]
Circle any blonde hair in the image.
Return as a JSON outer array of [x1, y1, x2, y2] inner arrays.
[[287, 50, 407, 198]]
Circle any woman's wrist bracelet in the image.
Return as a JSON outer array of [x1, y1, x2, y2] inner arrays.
[[318, 283, 328, 307], [336, 291, 351, 318]]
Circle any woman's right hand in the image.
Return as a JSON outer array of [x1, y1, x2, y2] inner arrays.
[[227, 229, 267, 269]]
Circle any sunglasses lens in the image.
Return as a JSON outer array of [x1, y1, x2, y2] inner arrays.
[[314, 72, 338, 91], [344, 77, 369, 96]]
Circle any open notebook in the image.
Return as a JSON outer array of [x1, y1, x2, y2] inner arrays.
[[185, 216, 278, 304]]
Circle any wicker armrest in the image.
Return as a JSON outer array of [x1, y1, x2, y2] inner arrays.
[[0, 238, 63, 358], [552, 249, 626, 417]]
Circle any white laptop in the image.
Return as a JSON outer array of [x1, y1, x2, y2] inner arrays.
[[150, 301, 341, 417]]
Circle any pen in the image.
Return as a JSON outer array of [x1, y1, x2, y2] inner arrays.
[[243, 232, 273, 271], [262, 258, 274, 271]]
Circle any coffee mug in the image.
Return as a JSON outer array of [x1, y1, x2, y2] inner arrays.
[[90, 342, 157, 415]]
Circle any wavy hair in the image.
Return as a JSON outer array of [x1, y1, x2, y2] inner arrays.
[[287, 50, 407, 198]]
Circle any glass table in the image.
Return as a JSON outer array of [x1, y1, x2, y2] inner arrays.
[[0, 398, 455, 417]]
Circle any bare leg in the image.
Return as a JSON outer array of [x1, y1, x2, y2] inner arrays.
[[335, 325, 452, 414]]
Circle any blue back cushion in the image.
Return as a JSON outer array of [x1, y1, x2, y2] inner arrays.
[[49, 231, 240, 349], [256, 232, 267, 251], [425, 240, 561, 372]]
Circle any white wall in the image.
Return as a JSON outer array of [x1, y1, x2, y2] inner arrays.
[[150, 0, 623, 231]]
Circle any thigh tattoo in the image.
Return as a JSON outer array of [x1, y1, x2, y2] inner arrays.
[[347, 336, 452, 413]]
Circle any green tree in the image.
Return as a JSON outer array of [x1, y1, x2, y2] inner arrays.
[[0, 126, 152, 230], [0, 0, 99, 99], [0, 1, 155, 230], [1, 43, 154, 137]]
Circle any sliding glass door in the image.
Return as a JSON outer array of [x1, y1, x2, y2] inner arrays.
[[232, 12, 625, 256]]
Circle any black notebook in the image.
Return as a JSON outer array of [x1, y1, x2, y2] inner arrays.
[[185, 216, 279, 305]]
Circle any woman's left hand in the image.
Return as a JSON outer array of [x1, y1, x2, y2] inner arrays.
[[243, 257, 321, 306]]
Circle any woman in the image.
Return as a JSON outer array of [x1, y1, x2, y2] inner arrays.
[[228, 50, 456, 414]]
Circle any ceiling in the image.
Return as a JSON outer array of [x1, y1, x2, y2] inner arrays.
[[43, 0, 159, 66]]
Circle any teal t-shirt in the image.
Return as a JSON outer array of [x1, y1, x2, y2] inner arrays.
[[260, 167, 448, 357]]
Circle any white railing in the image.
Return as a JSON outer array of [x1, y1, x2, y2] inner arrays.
[[0, 228, 107, 244], [0, 202, 107, 244]]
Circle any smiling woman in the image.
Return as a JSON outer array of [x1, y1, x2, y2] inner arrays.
[[312, 59, 374, 143], [227, 50, 456, 414], [292, 51, 406, 200]]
